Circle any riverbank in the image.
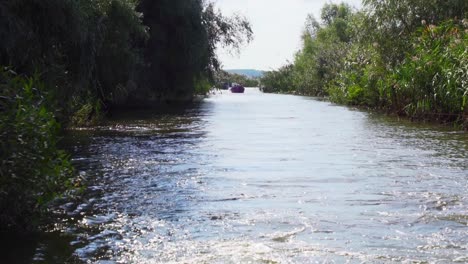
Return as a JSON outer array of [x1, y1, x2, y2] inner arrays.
[[1, 0, 253, 234], [259, 3, 467, 130], [260, 89, 468, 130]]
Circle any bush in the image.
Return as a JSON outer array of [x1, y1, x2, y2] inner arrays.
[[392, 21, 468, 121], [260, 64, 296, 93], [328, 44, 388, 107], [0, 69, 73, 233], [329, 20, 467, 126]]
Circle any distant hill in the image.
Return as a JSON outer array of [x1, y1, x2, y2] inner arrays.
[[225, 69, 264, 78]]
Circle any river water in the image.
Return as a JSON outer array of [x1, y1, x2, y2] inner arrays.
[[23, 89, 468, 263]]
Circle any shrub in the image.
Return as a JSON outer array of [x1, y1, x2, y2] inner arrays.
[[328, 44, 388, 107], [260, 64, 296, 93], [0, 69, 73, 233], [392, 21, 468, 121]]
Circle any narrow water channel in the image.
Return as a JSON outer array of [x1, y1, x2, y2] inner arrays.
[[25, 89, 468, 262]]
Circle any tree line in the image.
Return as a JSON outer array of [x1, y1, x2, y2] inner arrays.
[[261, 0, 467, 127], [0, 0, 252, 233], [215, 70, 260, 88]]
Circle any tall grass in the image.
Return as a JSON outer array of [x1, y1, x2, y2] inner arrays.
[[393, 21, 468, 122], [330, 21, 467, 124]]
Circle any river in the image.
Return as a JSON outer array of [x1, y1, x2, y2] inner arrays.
[[14, 88, 468, 263]]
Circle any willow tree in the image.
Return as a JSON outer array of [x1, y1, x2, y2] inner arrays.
[[0, 0, 147, 114], [0, 0, 146, 231], [0, 0, 89, 100], [137, 0, 252, 103]]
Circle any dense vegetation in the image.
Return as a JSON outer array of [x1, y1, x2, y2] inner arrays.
[[0, 0, 252, 233], [0, 69, 74, 232], [261, 0, 468, 127]]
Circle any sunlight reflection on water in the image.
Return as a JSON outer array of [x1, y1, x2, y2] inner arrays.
[[32, 88, 468, 263]]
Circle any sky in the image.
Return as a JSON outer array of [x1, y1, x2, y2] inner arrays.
[[214, 0, 362, 71]]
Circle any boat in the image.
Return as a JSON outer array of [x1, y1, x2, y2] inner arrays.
[[230, 84, 245, 93]]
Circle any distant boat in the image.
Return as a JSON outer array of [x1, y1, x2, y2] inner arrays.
[[230, 84, 245, 93]]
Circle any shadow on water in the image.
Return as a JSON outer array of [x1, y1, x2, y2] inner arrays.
[[0, 232, 78, 264], [1, 233, 37, 264]]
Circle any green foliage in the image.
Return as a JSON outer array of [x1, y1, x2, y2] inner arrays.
[[260, 64, 296, 93], [194, 76, 212, 95], [202, 3, 254, 70], [257, 2, 468, 128], [0, 0, 253, 233], [0, 0, 252, 108], [0, 0, 87, 104], [262, 3, 353, 96], [263, 1, 467, 126], [0, 0, 147, 114], [0, 70, 73, 232], [330, 20, 467, 122], [328, 43, 387, 107], [70, 99, 104, 127], [95, 0, 147, 106], [392, 21, 468, 120], [362, 0, 468, 66], [136, 0, 253, 103]]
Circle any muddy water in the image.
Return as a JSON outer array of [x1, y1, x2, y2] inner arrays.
[[24, 89, 468, 263]]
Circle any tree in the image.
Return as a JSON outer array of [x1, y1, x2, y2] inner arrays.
[[136, 0, 252, 103], [291, 3, 354, 96], [95, 0, 147, 106]]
